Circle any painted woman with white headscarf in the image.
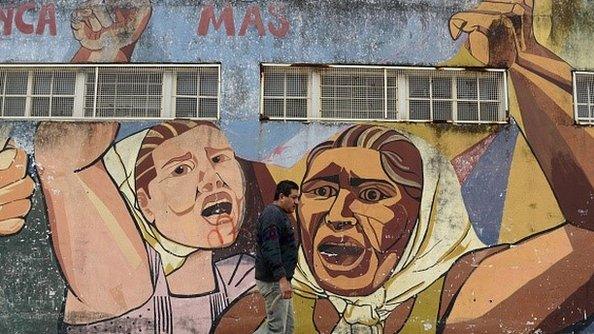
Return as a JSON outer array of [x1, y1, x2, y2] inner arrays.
[[291, 124, 485, 333], [34, 120, 274, 333]]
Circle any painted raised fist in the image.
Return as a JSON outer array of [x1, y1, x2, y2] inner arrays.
[[449, 0, 544, 67], [71, 0, 152, 62], [0, 139, 34, 236]]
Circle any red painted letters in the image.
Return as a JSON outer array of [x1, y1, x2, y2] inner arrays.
[[0, 2, 57, 37], [197, 3, 289, 38]]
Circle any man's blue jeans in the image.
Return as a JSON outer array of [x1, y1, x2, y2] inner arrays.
[[255, 280, 295, 334]]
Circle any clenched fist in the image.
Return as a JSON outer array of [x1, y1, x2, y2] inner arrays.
[[449, 0, 550, 67], [0, 139, 35, 236], [71, 0, 152, 62]]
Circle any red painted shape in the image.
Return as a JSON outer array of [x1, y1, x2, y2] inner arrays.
[[36, 3, 56, 36], [451, 133, 498, 184], [197, 4, 235, 37], [267, 3, 289, 38], [0, 7, 13, 36], [15, 2, 35, 34], [239, 4, 266, 37]]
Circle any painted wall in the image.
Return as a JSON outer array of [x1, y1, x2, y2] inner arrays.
[[0, 1, 593, 333]]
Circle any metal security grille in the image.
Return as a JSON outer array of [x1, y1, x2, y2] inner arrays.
[[407, 69, 505, 123], [262, 66, 310, 118], [0, 70, 77, 117], [574, 72, 594, 124], [320, 68, 390, 120], [261, 64, 507, 123], [0, 65, 220, 119]]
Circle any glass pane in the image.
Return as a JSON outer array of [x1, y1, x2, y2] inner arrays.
[[408, 76, 430, 98], [409, 100, 430, 120], [479, 77, 499, 101], [433, 100, 452, 121], [264, 73, 285, 97], [263, 99, 284, 117], [53, 72, 76, 95], [480, 102, 500, 122], [458, 101, 479, 121], [4, 97, 26, 116], [31, 97, 50, 117], [577, 104, 589, 119], [286, 98, 307, 118], [199, 72, 218, 96], [175, 97, 197, 118], [177, 73, 199, 96], [457, 77, 478, 99], [286, 74, 308, 97], [51, 97, 74, 117], [576, 76, 589, 103], [321, 99, 335, 118], [199, 98, 217, 118], [5, 72, 28, 95], [432, 77, 452, 99], [33, 72, 52, 95]]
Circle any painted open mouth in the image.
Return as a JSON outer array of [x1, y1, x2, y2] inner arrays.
[[201, 202, 232, 217], [318, 237, 365, 267]]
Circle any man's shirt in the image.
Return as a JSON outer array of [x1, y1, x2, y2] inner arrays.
[[255, 204, 298, 282]]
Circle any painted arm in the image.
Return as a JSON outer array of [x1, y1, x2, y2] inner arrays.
[[212, 292, 266, 334], [449, 0, 594, 230], [34, 122, 152, 323], [70, 0, 152, 63], [440, 224, 593, 332]]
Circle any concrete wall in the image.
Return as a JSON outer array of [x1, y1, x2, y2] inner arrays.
[[0, 1, 593, 333]]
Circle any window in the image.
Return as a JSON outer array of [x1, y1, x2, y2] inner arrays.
[[261, 65, 508, 123], [574, 72, 594, 124], [0, 65, 220, 119]]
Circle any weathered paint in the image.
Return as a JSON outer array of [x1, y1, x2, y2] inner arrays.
[[0, 1, 593, 333]]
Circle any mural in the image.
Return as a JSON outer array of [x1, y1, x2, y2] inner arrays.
[[0, 0, 593, 334]]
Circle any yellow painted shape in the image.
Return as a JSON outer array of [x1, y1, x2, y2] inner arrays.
[[498, 134, 564, 243], [399, 277, 444, 334], [293, 294, 318, 334], [507, 78, 526, 132], [76, 175, 143, 268], [438, 47, 485, 68]]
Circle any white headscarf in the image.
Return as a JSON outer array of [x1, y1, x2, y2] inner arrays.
[[292, 132, 485, 333], [103, 130, 199, 275]]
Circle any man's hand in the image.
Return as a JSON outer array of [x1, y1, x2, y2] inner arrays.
[[71, 0, 152, 62], [279, 277, 293, 299], [0, 139, 34, 236], [449, 0, 545, 67]]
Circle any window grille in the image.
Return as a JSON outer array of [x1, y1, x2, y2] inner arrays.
[[262, 66, 310, 119], [261, 65, 507, 123], [574, 72, 594, 124], [0, 65, 220, 119]]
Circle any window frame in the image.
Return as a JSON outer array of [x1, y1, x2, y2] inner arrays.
[[573, 71, 594, 125], [260, 64, 509, 124], [0, 63, 221, 121]]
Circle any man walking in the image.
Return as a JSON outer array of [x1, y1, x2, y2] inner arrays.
[[255, 180, 300, 333]]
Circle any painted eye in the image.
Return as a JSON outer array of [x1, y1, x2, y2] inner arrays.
[[313, 186, 337, 199], [360, 188, 386, 202], [172, 164, 192, 176], [212, 154, 230, 163]]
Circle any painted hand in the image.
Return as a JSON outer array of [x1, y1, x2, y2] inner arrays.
[[71, 0, 152, 61], [449, 0, 543, 67], [0, 139, 34, 236]]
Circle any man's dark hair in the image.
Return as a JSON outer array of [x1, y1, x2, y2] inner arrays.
[[274, 180, 299, 200]]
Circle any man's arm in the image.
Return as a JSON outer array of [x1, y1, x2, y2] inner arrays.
[[450, 0, 594, 230], [35, 122, 152, 323], [259, 210, 292, 298]]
